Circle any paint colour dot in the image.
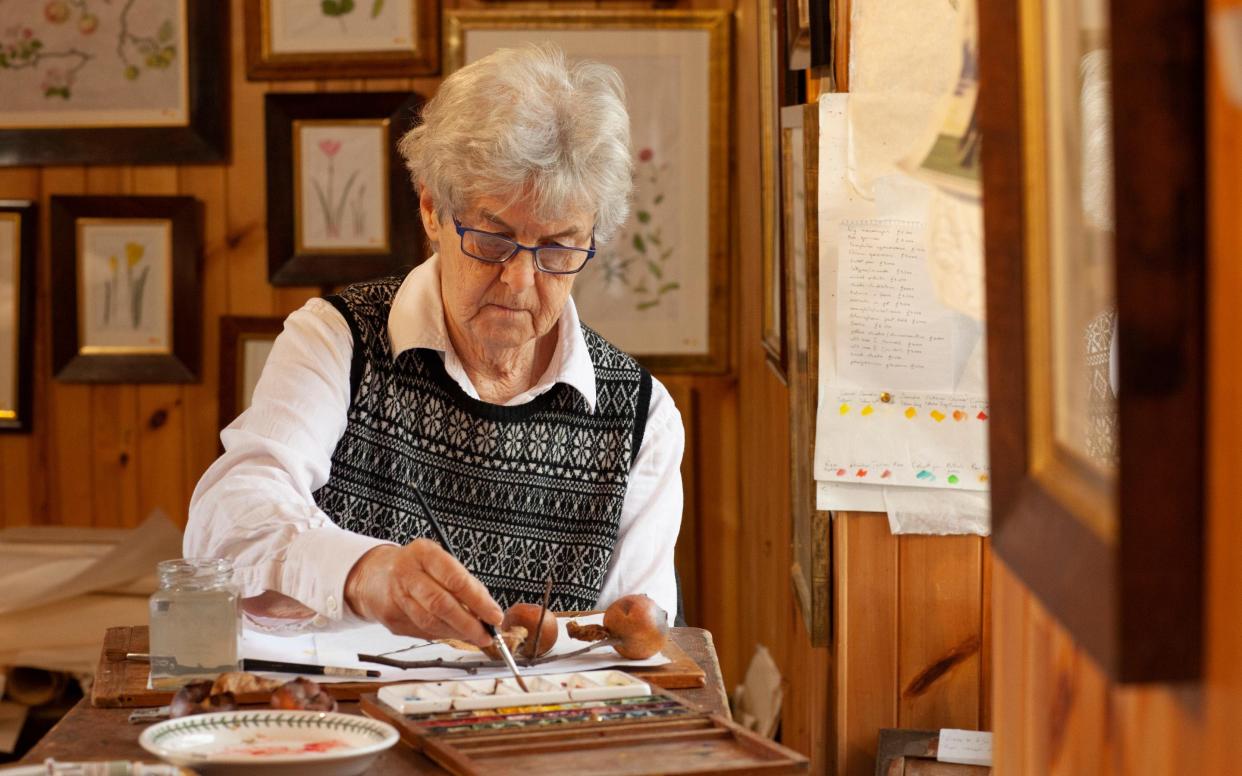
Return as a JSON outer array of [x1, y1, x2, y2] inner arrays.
[[856, 469, 868, 477], [930, 410, 946, 422], [905, 407, 917, 419], [839, 403, 850, 415], [952, 410, 966, 422], [881, 470, 892, 479], [861, 405, 874, 416], [948, 475, 960, 485], [979, 474, 989, 483], [977, 411, 989, 421], [836, 468, 847, 477], [915, 470, 935, 481]]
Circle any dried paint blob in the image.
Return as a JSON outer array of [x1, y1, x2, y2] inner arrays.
[[930, 410, 946, 422], [947, 475, 960, 485], [839, 404, 850, 415], [915, 470, 935, 481], [904, 407, 918, 419]]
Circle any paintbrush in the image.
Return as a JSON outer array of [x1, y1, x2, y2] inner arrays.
[[414, 488, 530, 692]]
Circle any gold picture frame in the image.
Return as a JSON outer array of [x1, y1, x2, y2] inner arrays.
[[0, 201, 36, 433], [245, 0, 439, 79], [444, 9, 732, 374]]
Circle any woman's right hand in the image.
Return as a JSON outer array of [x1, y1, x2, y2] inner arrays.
[[343, 539, 502, 646]]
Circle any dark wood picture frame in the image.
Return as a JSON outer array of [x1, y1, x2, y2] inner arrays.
[[0, 0, 227, 166], [218, 316, 285, 433], [51, 196, 202, 384], [760, 0, 787, 379], [265, 91, 425, 286], [0, 201, 36, 433], [244, 0, 439, 80], [783, 103, 830, 647], [979, 0, 1205, 681]]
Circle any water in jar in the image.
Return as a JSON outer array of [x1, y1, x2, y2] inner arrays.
[[148, 558, 241, 689]]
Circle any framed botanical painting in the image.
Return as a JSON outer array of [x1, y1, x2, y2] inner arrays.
[[50, 196, 201, 383], [980, 0, 1204, 680], [782, 103, 829, 646], [245, 0, 438, 79], [445, 10, 732, 374], [219, 316, 285, 431], [265, 92, 425, 286], [0, 0, 227, 166], [0, 201, 36, 433]]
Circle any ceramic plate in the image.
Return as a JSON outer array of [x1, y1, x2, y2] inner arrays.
[[138, 710, 398, 775]]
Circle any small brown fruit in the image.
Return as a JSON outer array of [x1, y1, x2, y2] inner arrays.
[[502, 603, 558, 658], [603, 594, 670, 660]]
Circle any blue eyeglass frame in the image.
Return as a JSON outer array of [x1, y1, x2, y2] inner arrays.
[[452, 216, 597, 275]]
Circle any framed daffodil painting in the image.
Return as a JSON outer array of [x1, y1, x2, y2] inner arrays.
[[51, 196, 201, 383]]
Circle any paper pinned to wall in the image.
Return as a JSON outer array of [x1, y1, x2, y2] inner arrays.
[[836, 219, 954, 392]]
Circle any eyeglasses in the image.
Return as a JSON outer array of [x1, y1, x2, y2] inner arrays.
[[453, 216, 596, 275]]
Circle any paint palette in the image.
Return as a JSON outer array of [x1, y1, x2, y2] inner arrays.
[[360, 682, 810, 775], [377, 670, 650, 714]]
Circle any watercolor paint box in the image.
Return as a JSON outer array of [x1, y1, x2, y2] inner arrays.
[[361, 682, 810, 775], [376, 670, 652, 714]]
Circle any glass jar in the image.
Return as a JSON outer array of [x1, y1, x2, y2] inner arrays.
[[148, 558, 241, 689]]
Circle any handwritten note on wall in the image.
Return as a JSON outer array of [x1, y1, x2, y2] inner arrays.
[[836, 219, 953, 391]]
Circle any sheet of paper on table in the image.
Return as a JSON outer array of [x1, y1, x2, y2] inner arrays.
[[242, 613, 669, 684]]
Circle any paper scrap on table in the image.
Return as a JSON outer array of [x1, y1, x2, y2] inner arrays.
[[242, 614, 669, 684], [937, 728, 993, 767], [835, 219, 953, 392]]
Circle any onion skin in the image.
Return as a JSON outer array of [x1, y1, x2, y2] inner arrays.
[[502, 603, 558, 658], [169, 680, 237, 718], [603, 594, 670, 660], [480, 625, 528, 661]]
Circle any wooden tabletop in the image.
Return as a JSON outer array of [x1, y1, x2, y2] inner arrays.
[[21, 628, 730, 774]]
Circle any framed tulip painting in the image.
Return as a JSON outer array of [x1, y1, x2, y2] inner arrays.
[[0, 0, 227, 165], [50, 196, 201, 383], [445, 10, 732, 373], [0, 201, 36, 433], [245, 0, 439, 79], [265, 91, 425, 286]]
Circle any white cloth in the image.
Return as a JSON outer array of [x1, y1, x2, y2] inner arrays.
[[186, 255, 684, 626]]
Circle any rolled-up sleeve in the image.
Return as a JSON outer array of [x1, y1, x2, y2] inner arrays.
[[185, 298, 393, 621], [595, 377, 685, 624]]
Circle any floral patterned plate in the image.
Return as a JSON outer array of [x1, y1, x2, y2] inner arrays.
[[138, 710, 398, 775]]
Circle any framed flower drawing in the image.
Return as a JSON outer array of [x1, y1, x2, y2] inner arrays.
[[51, 196, 201, 383], [445, 10, 732, 374], [0, 0, 227, 166], [0, 201, 36, 433], [265, 92, 425, 286], [245, 0, 438, 79]]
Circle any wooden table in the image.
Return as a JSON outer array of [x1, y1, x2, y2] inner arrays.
[[21, 628, 730, 774]]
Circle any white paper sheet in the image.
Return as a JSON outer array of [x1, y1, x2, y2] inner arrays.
[[241, 614, 669, 685], [836, 219, 954, 391]]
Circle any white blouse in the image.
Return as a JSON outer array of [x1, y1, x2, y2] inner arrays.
[[185, 255, 685, 626]]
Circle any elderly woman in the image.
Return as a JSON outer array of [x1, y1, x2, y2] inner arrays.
[[186, 45, 684, 648]]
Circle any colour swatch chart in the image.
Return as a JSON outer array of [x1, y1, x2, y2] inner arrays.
[[816, 388, 989, 489]]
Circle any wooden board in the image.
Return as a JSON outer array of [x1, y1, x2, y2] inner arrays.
[[359, 688, 808, 775], [91, 625, 706, 708]]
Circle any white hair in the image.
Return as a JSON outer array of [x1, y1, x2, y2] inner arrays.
[[399, 44, 633, 243]]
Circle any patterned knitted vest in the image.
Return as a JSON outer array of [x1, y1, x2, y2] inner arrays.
[[314, 277, 652, 612]]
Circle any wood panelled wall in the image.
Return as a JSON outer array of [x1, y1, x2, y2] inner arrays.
[[988, 0, 1242, 771]]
